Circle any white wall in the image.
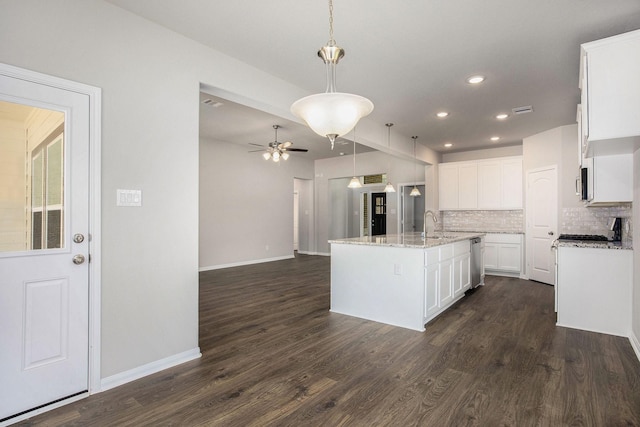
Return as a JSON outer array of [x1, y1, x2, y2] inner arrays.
[[199, 138, 314, 269], [0, 0, 323, 380]]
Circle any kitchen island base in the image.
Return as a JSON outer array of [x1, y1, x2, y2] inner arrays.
[[330, 233, 484, 331]]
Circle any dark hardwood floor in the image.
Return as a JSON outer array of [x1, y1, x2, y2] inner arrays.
[[17, 253, 640, 426]]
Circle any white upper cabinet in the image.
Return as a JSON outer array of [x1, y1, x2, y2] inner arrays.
[[580, 29, 640, 156], [500, 158, 523, 209], [439, 156, 522, 211], [458, 163, 478, 209], [587, 154, 633, 205], [438, 163, 460, 209]]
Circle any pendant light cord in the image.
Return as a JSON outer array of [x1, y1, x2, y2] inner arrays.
[[328, 0, 335, 46]]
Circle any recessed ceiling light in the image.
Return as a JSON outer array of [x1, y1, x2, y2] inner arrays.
[[444, 143, 453, 148], [496, 113, 509, 120], [436, 111, 449, 118], [466, 75, 485, 84], [491, 136, 500, 141]]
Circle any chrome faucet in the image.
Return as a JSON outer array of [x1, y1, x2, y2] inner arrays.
[[423, 210, 438, 238]]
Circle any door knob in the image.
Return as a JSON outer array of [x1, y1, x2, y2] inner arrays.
[[73, 233, 85, 243], [548, 231, 554, 236], [72, 254, 85, 265]]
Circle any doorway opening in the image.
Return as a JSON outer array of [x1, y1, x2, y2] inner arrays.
[[398, 184, 425, 234]]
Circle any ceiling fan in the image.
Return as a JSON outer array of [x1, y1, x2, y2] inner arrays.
[[249, 125, 308, 162]]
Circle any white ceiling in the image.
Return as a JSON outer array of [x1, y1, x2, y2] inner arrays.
[[108, 0, 640, 157]]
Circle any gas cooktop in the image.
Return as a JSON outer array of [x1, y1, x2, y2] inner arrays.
[[557, 234, 608, 242]]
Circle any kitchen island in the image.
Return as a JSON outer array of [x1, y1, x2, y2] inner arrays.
[[329, 232, 485, 331]]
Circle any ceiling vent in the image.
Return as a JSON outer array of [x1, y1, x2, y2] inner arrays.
[[512, 105, 533, 115], [202, 99, 223, 108]]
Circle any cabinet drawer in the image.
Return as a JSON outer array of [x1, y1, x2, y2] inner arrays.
[[424, 247, 440, 266], [453, 240, 470, 257], [485, 233, 521, 244], [439, 244, 454, 261]]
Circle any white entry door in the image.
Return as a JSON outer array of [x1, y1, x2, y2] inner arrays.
[[0, 72, 90, 421], [526, 166, 557, 285]]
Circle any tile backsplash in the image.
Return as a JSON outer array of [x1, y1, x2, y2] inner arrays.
[[561, 205, 633, 244], [439, 210, 524, 233]]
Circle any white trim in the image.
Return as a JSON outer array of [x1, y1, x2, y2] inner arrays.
[[100, 348, 201, 392], [630, 331, 640, 363], [0, 63, 102, 408], [199, 255, 294, 272]]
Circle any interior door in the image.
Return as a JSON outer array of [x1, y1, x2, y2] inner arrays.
[[0, 73, 90, 421], [371, 192, 386, 236], [526, 166, 557, 285]]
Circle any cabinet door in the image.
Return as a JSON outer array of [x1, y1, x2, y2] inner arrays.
[[591, 154, 633, 204], [453, 254, 471, 297], [439, 259, 454, 307], [484, 243, 498, 270], [501, 159, 523, 209], [438, 164, 459, 210], [460, 253, 471, 291], [497, 244, 521, 272], [424, 264, 439, 319], [585, 33, 640, 141], [458, 163, 478, 209], [477, 161, 501, 209]]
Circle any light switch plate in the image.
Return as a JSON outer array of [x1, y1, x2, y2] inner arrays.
[[117, 189, 142, 207]]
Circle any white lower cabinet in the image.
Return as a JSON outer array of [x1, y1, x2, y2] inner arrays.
[[453, 252, 471, 298], [424, 240, 471, 323], [484, 233, 522, 276], [557, 246, 632, 336]]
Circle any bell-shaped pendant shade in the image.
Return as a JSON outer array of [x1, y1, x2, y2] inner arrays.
[[291, 92, 374, 142], [384, 182, 396, 193], [348, 176, 362, 188], [410, 186, 421, 197]]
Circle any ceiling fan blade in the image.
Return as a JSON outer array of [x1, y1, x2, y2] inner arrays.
[[248, 149, 266, 153], [248, 142, 265, 147], [281, 141, 293, 148], [287, 148, 308, 152]]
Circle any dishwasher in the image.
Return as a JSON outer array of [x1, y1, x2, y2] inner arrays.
[[470, 237, 482, 288]]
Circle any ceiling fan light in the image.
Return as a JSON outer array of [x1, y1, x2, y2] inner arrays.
[[384, 182, 396, 193], [272, 151, 280, 161], [262, 152, 271, 160], [281, 152, 290, 161], [410, 186, 421, 197], [291, 92, 373, 144], [348, 176, 362, 188]]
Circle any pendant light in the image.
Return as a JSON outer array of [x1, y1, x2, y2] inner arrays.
[[290, 0, 374, 149], [347, 127, 362, 188], [409, 136, 421, 197], [384, 123, 396, 193]]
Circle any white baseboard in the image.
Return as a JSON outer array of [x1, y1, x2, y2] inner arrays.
[[199, 255, 294, 272], [294, 251, 330, 257], [100, 347, 201, 392], [630, 331, 640, 363]]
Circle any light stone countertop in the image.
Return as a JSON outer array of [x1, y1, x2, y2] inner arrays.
[[445, 229, 524, 235], [555, 240, 633, 250], [328, 231, 485, 249]]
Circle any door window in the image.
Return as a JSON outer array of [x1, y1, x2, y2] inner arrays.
[[0, 100, 65, 253]]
